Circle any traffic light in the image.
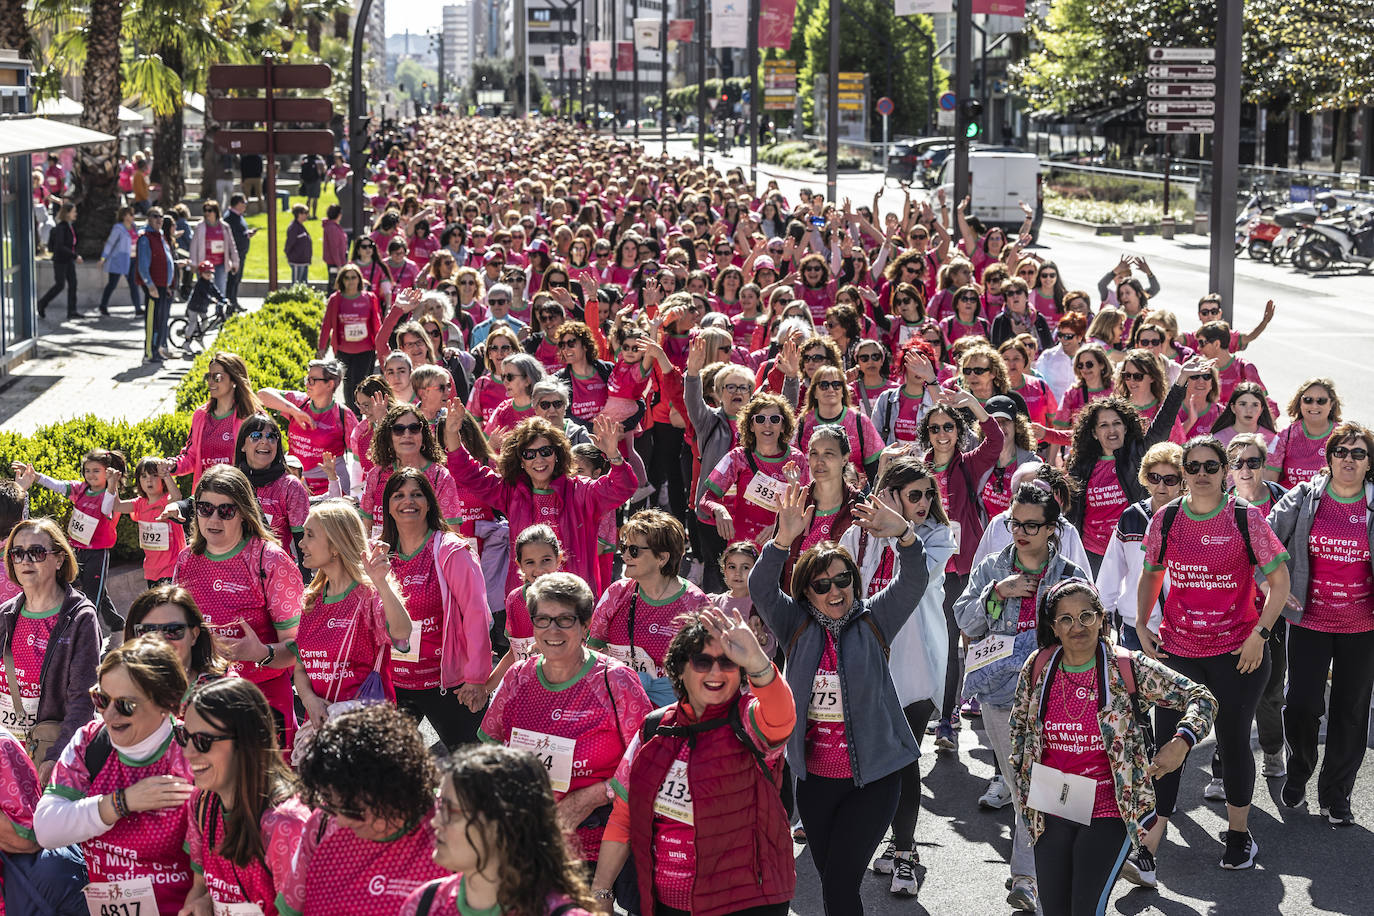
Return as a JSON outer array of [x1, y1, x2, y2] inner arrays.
[[959, 98, 983, 139]]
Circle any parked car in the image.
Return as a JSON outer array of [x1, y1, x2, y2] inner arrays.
[[886, 138, 950, 182]]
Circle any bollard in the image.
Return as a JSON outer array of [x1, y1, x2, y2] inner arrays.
[[1160, 216, 1176, 240], [1121, 222, 1135, 243], [1193, 211, 1209, 235]]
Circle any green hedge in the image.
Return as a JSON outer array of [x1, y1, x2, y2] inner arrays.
[[7, 288, 325, 562], [758, 141, 864, 172]]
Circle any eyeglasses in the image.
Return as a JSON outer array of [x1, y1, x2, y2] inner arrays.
[[434, 796, 463, 826], [1119, 370, 1146, 383], [752, 414, 784, 425], [305, 375, 332, 385], [247, 430, 280, 442], [1053, 609, 1101, 629], [195, 500, 239, 520], [689, 653, 741, 674], [521, 445, 556, 460], [422, 383, 450, 393], [391, 422, 424, 436], [857, 352, 883, 363], [557, 338, 579, 350], [89, 688, 139, 717], [815, 379, 845, 391], [458, 279, 477, 286], [537, 399, 566, 411], [133, 622, 188, 640], [1332, 446, 1369, 461], [203, 372, 226, 385], [1199, 307, 1222, 317], [1183, 459, 1223, 475], [1006, 290, 1028, 298], [1006, 518, 1047, 535], [928, 421, 956, 434], [1229, 457, 1264, 471], [962, 366, 992, 376], [9, 545, 51, 564], [809, 570, 853, 595], [618, 542, 649, 557], [531, 614, 581, 629], [488, 298, 511, 305], [1146, 472, 1183, 486], [173, 724, 233, 753], [1137, 336, 1164, 347], [1302, 396, 1330, 406], [721, 383, 751, 395]]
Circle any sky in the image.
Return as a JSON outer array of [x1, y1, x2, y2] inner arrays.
[[386, 0, 444, 36]]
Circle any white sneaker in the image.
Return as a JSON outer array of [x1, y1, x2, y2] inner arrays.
[[872, 840, 896, 875], [889, 851, 918, 896], [158, 344, 175, 360], [978, 775, 1012, 810], [1261, 751, 1286, 778], [1203, 777, 1227, 801]]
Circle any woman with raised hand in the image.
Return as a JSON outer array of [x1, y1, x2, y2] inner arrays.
[[167, 351, 263, 489], [794, 365, 885, 487], [257, 358, 359, 496], [360, 402, 464, 538], [749, 481, 928, 915], [698, 394, 809, 547]]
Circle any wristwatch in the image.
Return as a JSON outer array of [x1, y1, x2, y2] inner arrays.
[[1256, 625, 1273, 641], [592, 889, 614, 901], [256, 644, 276, 668]]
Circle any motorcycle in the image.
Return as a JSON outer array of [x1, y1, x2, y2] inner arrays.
[[1234, 187, 1276, 256], [1247, 215, 1281, 260], [1268, 192, 1338, 266], [1294, 204, 1374, 273]]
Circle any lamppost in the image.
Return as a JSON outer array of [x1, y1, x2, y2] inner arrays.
[[428, 29, 447, 108], [350, 0, 376, 239]]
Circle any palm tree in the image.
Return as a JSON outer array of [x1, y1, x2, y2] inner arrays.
[[0, 0, 35, 63]]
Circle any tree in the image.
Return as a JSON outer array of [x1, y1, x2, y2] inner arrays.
[[0, 0, 34, 63]]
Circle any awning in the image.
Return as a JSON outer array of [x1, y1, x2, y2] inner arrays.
[[36, 96, 144, 124], [0, 117, 116, 157]]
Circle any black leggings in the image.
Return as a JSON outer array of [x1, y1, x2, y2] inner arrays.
[[74, 547, 122, 634], [941, 571, 968, 722], [1154, 646, 1270, 816], [38, 259, 77, 313], [1033, 815, 1130, 916], [795, 770, 902, 916], [638, 424, 688, 527], [1211, 620, 1288, 776], [337, 350, 377, 414], [1283, 625, 1374, 811], [394, 686, 484, 751], [890, 699, 936, 851]]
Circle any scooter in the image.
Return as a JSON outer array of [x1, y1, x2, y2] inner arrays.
[[1294, 204, 1374, 272], [1234, 187, 1275, 256], [1247, 215, 1281, 260], [1268, 192, 1338, 265]]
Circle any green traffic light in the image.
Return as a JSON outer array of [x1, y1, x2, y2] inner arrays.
[[965, 121, 981, 139]]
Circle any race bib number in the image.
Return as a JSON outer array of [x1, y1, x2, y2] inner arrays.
[[209, 239, 225, 254], [742, 472, 787, 511], [510, 635, 537, 662], [137, 521, 170, 552], [84, 877, 157, 916], [509, 728, 576, 793], [392, 618, 421, 664], [606, 644, 660, 678], [808, 673, 843, 722], [343, 321, 368, 343], [67, 507, 98, 546], [0, 691, 37, 741], [212, 903, 264, 916], [370, 522, 383, 540], [653, 759, 693, 824], [965, 633, 1013, 674]]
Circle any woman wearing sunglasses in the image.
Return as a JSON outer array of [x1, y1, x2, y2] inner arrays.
[[172, 465, 303, 752], [480, 573, 651, 881], [469, 325, 521, 423], [1007, 581, 1215, 912], [0, 518, 99, 784], [1266, 422, 1374, 829], [590, 606, 795, 916], [699, 393, 810, 548], [850, 338, 893, 418], [35, 636, 195, 916], [1048, 342, 1114, 445], [552, 320, 620, 425], [178, 677, 308, 916], [588, 510, 709, 706], [749, 480, 927, 915], [350, 236, 395, 305], [361, 403, 464, 540], [1265, 377, 1342, 489], [1112, 348, 1170, 428], [1173, 363, 1223, 442], [122, 584, 227, 696], [317, 265, 383, 407], [795, 366, 884, 486], [231, 414, 312, 564], [284, 704, 446, 915], [164, 351, 263, 489], [1137, 436, 1291, 872], [258, 359, 359, 497], [1210, 382, 1279, 449], [486, 352, 547, 445], [445, 402, 635, 596], [938, 284, 991, 346]]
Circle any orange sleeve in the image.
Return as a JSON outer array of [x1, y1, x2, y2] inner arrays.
[[585, 295, 612, 360], [745, 667, 796, 745], [603, 795, 631, 845]]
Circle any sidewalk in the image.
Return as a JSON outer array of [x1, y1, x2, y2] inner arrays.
[[0, 298, 263, 436]]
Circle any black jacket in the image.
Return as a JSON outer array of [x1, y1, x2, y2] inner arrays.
[[225, 209, 251, 256], [989, 308, 1053, 351], [49, 222, 77, 262]]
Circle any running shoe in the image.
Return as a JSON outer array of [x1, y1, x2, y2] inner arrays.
[[1120, 848, 1157, 889], [1006, 876, 1037, 912], [1220, 830, 1258, 869], [1280, 779, 1308, 809], [792, 824, 807, 843], [1261, 751, 1286, 779], [890, 853, 918, 897], [934, 719, 957, 751], [978, 775, 1012, 810], [1203, 777, 1226, 801], [960, 696, 981, 718], [1320, 805, 1355, 827], [872, 840, 896, 875]]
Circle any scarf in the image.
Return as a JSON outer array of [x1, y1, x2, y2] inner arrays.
[[240, 461, 287, 489]]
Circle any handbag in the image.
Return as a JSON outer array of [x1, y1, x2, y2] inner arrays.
[[4, 651, 62, 765]]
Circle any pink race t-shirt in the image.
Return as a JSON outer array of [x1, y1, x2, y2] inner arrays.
[[390, 535, 446, 690], [0, 732, 39, 902], [131, 494, 183, 581], [793, 280, 837, 325], [892, 388, 928, 443], [1302, 487, 1374, 633], [399, 875, 593, 916], [795, 408, 883, 482], [256, 474, 311, 556], [980, 464, 1016, 520], [1082, 457, 1128, 554], [589, 578, 708, 677], [185, 793, 310, 916], [485, 399, 537, 436], [280, 392, 356, 491], [1054, 385, 1110, 430], [361, 461, 463, 534], [295, 581, 395, 704], [1040, 665, 1118, 819], [65, 482, 119, 550], [10, 603, 59, 708], [1143, 498, 1289, 657], [805, 635, 852, 778], [198, 410, 239, 473], [702, 447, 809, 545], [1266, 421, 1332, 489]]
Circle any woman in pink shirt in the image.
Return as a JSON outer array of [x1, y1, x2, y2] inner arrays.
[[317, 265, 383, 404], [1265, 377, 1341, 489], [168, 352, 264, 489]]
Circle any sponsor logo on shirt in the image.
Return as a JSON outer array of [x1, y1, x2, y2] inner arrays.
[[213, 579, 250, 594], [1200, 534, 1231, 546]]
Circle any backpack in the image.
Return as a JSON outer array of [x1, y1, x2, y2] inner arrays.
[[640, 702, 775, 786], [1152, 496, 1257, 568], [1029, 643, 1156, 756], [84, 726, 114, 781]]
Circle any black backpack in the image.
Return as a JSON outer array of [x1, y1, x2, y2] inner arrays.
[[1152, 496, 1257, 568]]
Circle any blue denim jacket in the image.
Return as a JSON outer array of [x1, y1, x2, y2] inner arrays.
[[749, 536, 929, 787]]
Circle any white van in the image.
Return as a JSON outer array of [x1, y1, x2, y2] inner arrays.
[[935, 148, 1044, 242]]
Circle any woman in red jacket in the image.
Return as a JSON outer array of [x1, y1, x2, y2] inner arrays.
[[166, 351, 262, 489], [591, 606, 795, 916]]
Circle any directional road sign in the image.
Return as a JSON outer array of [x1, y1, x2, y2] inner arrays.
[[1146, 64, 1216, 80], [1147, 82, 1217, 99], [1148, 47, 1216, 62], [1146, 99, 1215, 117], [1146, 119, 1215, 135]]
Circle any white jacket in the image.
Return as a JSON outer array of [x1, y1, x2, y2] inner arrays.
[[839, 519, 956, 706], [971, 509, 1093, 576]]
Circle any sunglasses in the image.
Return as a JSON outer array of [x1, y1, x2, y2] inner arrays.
[[247, 430, 280, 442], [427, 328, 444, 339], [488, 298, 511, 305], [910, 233, 929, 241], [133, 622, 189, 640], [1332, 446, 1369, 461], [1137, 336, 1163, 347], [531, 614, 580, 629], [358, 243, 375, 250], [1229, 457, 1264, 471], [173, 724, 233, 753], [1183, 459, 1223, 475], [962, 366, 992, 376], [89, 688, 139, 717], [928, 421, 956, 434], [809, 570, 853, 595], [894, 297, 916, 306], [1040, 273, 1058, 280], [618, 542, 649, 557], [557, 338, 580, 349], [501, 373, 522, 382], [1199, 307, 1222, 317], [1056, 331, 1078, 341], [391, 422, 425, 436], [1006, 290, 1028, 298], [537, 399, 566, 411], [1187, 373, 1211, 382], [1007, 518, 1047, 535], [203, 372, 226, 385], [857, 352, 883, 363], [195, 500, 239, 520], [752, 414, 784, 425], [803, 353, 829, 364], [1119, 370, 1146, 383], [1302, 396, 1330, 406], [1053, 609, 1101, 629], [803, 266, 823, 272], [957, 295, 980, 303], [488, 344, 514, 354], [815, 379, 845, 391], [689, 652, 741, 674], [9, 545, 51, 564], [1146, 472, 1183, 486], [1075, 362, 1101, 373], [521, 445, 556, 460]]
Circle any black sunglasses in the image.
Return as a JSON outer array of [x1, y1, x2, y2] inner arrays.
[[173, 723, 234, 753], [8, 545, 51, 564], [928, 421, 957, 434], [537, 399, 565, 411], [1302, 396, 1330, 406], [1137, 336, 1163, 347], [618, 542, 649, 557], [522, 445, 556, 460], [133, 622, 188, 640], [688, 653, 741, 673], [809, 570, 853, 595], [1119, 371, 1146, 383], [195, 500, 239, 520], [1146, 472, 1182, 486], [815, 379, 845, 391], [1332, 446, 1369, 461], [857, 352, 883, 363], [962, 366, 991, 376], [1183, 459, 1223, 475], [89, 688, 139, 717], [391, 422, 425, 436], [1229, 457, 1263, 471]]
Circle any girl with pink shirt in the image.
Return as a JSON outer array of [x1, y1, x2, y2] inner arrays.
[[106, 457, 184, 587]]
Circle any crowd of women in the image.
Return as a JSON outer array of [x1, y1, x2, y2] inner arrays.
[[1, 115, 1370, 916]]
